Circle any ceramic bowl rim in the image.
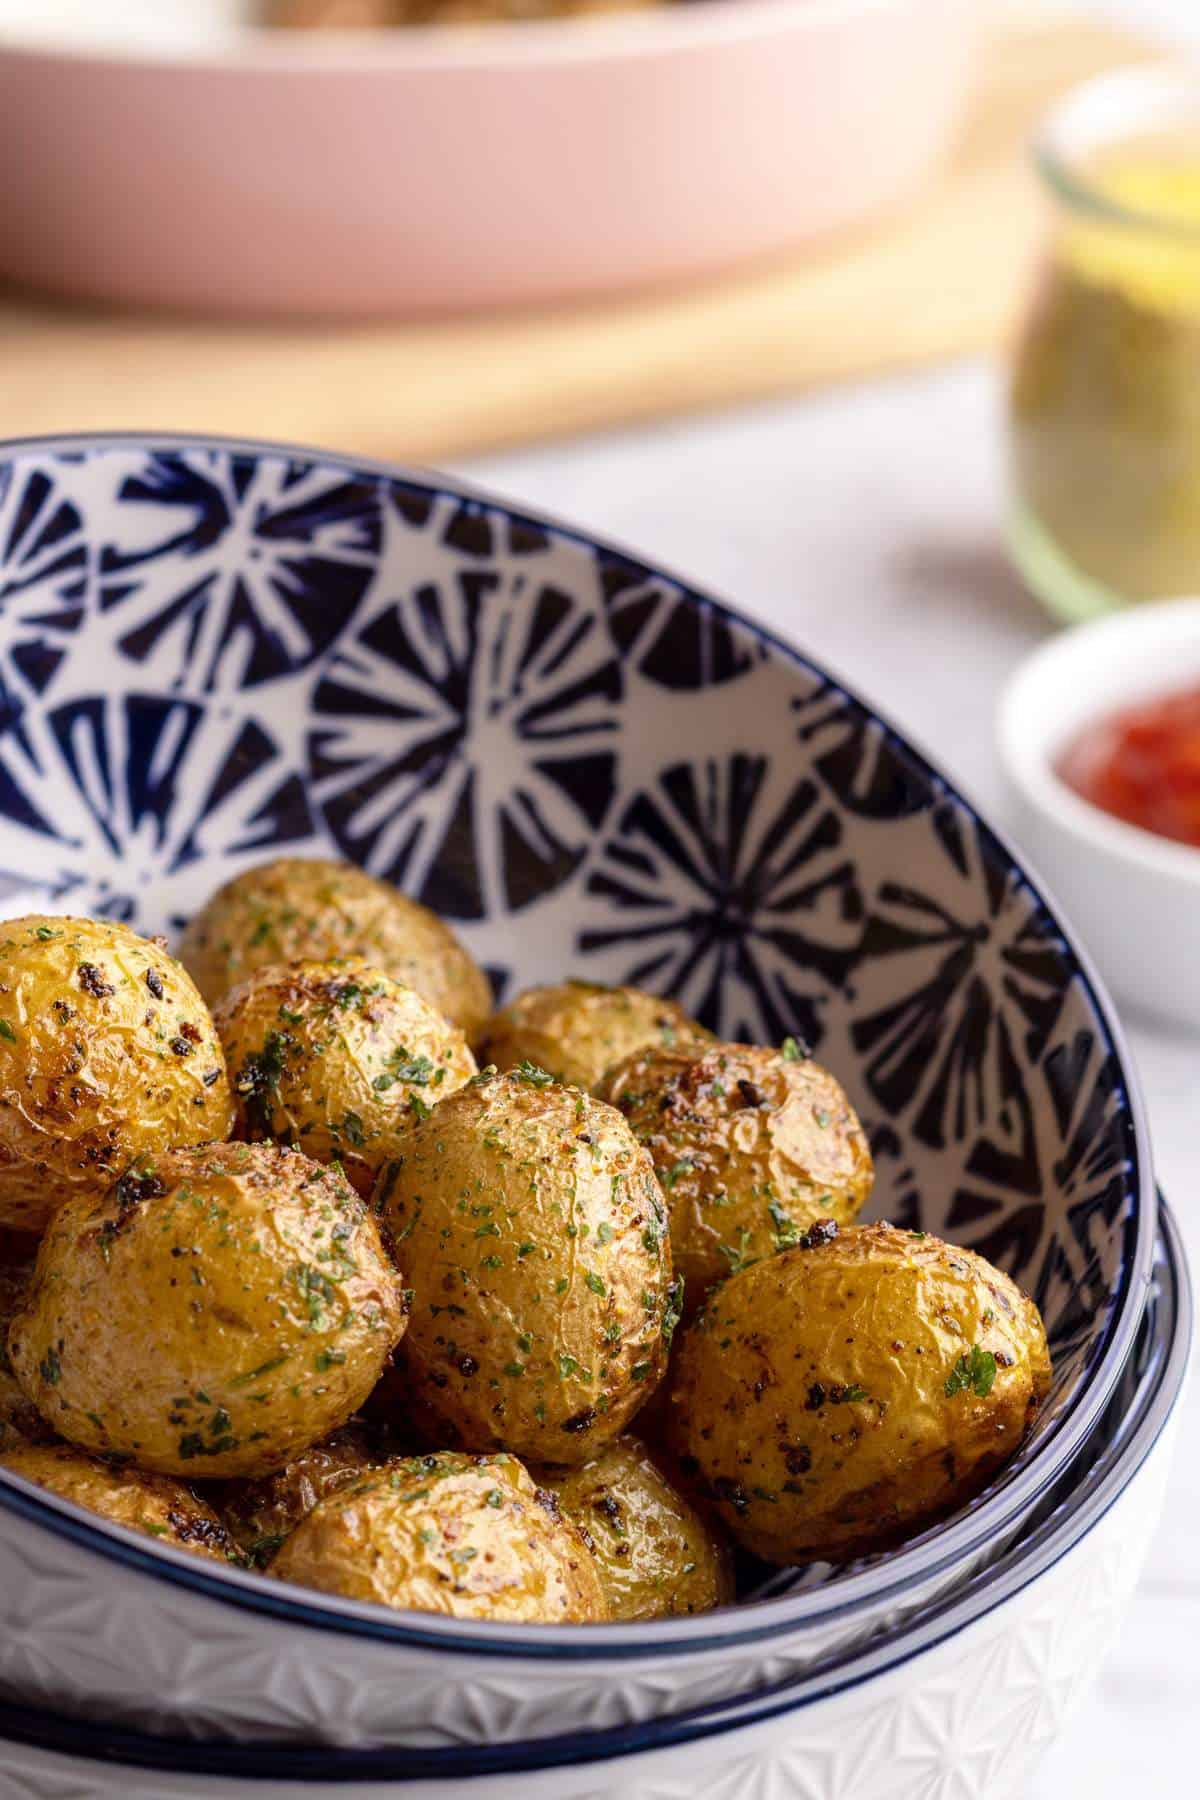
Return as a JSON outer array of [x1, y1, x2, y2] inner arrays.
[[0, 428, 1157, 1661], [998, 596, 1200, 890], [0, 1191, 1184, 1786]]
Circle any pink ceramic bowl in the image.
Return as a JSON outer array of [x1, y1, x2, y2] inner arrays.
[[0, 0, 979, 318]]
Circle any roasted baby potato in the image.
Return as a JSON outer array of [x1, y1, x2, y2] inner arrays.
[[667, 1222, 1052, 1565], [537, 1434, 733, 1620], [210, 1422, 376, 1564], [0, 916, 234, 1234], [215, 957, 476, 1196], [179, 858, 492, 1038], [7, 1142, 408, 1478], [270, 1450, 607, 1622], [0, 1256, 53, 1451], [375, 1069, 678, 1465], [0, 1442, 237, 1562], [476, 981, 712, 1094], [597, 1040, 873, 1312]]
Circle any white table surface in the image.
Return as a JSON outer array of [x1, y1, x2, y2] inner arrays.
[[454, 358, 1200, 1796]]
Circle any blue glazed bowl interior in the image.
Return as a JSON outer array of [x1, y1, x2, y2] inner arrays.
[[0, 434, 1153, 1628]]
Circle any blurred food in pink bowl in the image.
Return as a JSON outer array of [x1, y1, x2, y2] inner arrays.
[[262, 0, 666, 21], [0, 0, 980, 318]]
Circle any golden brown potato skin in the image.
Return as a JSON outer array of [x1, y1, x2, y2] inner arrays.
[[376, 1071, 678, 1466], [537, 1434, 733, 1621], [215, 958, 476, 1196], [270, 1451, 607, 1622], [0, 1442, 237, 1562], [667, 1222, 1052, 1565], [597, 1041, 873, 1312], [7, 1142, 408, 1477], [209, 1422, 376, 1563], [476, 982, 712, 1095], [179, 859, 491, 1038], [0, 1257, 54, 1451], [0, 916, 234, 1234]]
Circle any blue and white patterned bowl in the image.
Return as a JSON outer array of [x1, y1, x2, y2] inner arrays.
[[0, 434, 1155, 1750]]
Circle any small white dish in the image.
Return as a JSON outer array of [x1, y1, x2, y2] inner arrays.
[[999, 599, 1200, 1031]]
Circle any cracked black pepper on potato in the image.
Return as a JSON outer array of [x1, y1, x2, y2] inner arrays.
[[374, 1068, 680, 1465], [269, 1450, 608, 1622], [665, 1221, 1051, 1565], [215, 956, 476, 1197], [596, 1038, 873, 1313], [0, 916, 234, 1234], [477, 980, 713, 1095], [0, 1441, 239, 1562], [209, 1420, 379, 1565], [179, 858, 492, 1039], [6, 1141, 408, 1478], [534, 1432, 734, 1621]]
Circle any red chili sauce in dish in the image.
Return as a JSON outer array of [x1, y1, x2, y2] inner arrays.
[[1057, 681, 1200, 847]]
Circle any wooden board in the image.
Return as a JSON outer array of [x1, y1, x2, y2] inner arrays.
[[0, 12, 1154, 463]]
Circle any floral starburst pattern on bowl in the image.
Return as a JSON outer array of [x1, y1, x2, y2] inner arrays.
[[0, 437, 1150, 1751]]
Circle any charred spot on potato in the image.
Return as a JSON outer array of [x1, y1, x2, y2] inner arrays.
[[76, 963, 114, 999]]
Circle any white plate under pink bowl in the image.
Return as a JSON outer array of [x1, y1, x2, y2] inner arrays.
[[0, 0, 980, 318]]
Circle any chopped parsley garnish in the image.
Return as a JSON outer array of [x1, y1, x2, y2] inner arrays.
[[718, 1228, 756, 1277], [373, 1048, 436, 1092], [291, 1261, 337, 1329], [236, 1031, 294, 1135], [512, 1060, 555, 1087], [339, 1112, 366, 1147], [945, 1345, 998, 1400], [230, 1354, 289, 1388], [768, 1196, 802, 1249], [661, 1273, 685, 1345]]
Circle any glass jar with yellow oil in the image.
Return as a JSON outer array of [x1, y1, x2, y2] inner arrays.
[[1010, 69, 1200, 619]]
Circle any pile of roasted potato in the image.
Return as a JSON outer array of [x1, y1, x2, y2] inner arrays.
[[0, 859, 1051, 1624]]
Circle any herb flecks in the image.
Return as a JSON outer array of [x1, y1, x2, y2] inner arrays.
[[236, 1032, 295, 1135], [512, 1060, 555, 1088], [945, 1344, 998, 1400]]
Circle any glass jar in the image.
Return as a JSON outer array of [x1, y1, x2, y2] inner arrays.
[[1010, 68, 1200, 620]]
